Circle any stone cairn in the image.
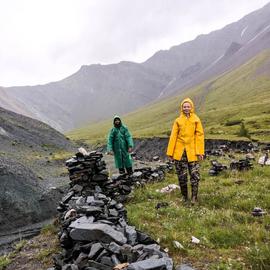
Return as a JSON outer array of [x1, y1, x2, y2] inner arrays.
[[208, 158, 253, 176], [50, 150, 174, 270]]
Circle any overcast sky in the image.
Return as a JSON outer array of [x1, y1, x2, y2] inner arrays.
[[0, 0, 269, 87]]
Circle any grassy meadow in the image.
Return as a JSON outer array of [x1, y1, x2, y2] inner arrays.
[[126, 155, 270, 269], [67, 50, 270, 144]]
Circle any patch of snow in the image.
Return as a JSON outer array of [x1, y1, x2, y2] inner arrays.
[[202, 54, 224, 73], [246, 24, 270, 45], [241, 26, 248, 38], [0, 127, 10, 137], [158, 77, 176, 98]]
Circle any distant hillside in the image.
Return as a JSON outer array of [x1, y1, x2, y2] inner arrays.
[[1, 3, 270, 131], [67, 50, 270, 143], [0, 107, 74, 232]]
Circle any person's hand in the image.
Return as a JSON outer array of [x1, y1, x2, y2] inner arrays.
[[168, 156, 174, 162], [197, 154, 204, 161], [128, 147, 132, 153]]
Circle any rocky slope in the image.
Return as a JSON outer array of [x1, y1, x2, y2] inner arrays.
[[0, 107, 75, 232]]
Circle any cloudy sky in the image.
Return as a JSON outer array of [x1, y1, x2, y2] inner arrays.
[[0, 0, 269, 87]]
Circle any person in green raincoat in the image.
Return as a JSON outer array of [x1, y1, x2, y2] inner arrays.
[[107, 116, 134, 174]]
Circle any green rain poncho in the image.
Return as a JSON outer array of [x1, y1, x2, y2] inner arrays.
[[107, 116, 134, 169]]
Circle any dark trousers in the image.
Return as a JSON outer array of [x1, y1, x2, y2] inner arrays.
[[174, 152, 200, 200]]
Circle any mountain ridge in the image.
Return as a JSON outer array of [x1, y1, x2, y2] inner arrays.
[[1, 2, 270, 131], [67, 49, 270, 143]]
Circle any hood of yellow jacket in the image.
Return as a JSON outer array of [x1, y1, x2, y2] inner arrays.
[[180, 98, 195, 115]]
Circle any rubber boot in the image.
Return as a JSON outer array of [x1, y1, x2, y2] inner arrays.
[[180, 184, 188, 202], [126, 167, 133, 175], [191, 184, 198, 205], [119, 168, 125, 174]]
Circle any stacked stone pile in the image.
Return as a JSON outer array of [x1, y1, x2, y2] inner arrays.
[[209, 158, 253, 176], [209, 160, 228, 176], [50, 150, 173, 270], [230, 158, 253, 171]]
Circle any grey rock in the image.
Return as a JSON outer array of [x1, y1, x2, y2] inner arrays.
[[100, 256, 114, 266], [93, 173, 108, 182], [88, 260, 111, 270], [109, 209, 119, 217], [120, 244, 140, 262], [75, 196, 86, 205], [72, 184, 83, 193], [62, 191, 75, 204], [75, 252, 88, 268], [95, 249, 108, 262], [106, 242, 121, 254], [125, 225, 137, 245], [88, 243, 103, 259], [151, 172, 160, 179], [78, 206, 103, 216], [127, 257, 173, 270], [69, 216, 94, 228], [111, 254, 121, 265], [62, 264, 79, 270], [69, 223, 127, 244], [86, 196, 95, 204], [132, 171, 143, 178]]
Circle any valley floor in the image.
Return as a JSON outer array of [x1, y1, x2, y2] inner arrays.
[[2, 147, 270, 270]]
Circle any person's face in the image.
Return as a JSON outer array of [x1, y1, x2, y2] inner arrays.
[[114, 119, 121, 125], [182, 102, 192, 115]]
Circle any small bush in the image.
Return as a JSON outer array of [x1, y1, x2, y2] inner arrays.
[[0, 255, 11, 269], [41, 224, 58, 235], [238, 122, 250, 138], [225, 119, 243, 126]]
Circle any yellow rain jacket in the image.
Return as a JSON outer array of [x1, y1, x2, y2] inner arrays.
[[167, 98, 204, 162]]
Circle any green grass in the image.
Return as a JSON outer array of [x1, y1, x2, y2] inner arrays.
[[126, 155, 270, 269], [67, 50, 270, 144], [0, 256, 11, 270]]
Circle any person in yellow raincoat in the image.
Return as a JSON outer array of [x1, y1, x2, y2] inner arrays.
[[167, 98, 204, 204]]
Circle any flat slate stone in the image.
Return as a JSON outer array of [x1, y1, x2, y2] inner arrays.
[[127, 257, 173, 270], [125, 225, 137, 245], [69, 216, 94, 228], [62, 264, 79, 270], [69, 223, 127, 244], [62, 191, 75, 203], [88, 260, 111, 270], [88, 243, 103, 259], [107, 242, 121, 254]]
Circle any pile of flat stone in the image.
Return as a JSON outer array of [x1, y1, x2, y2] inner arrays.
[[209, 160, 228, 176], [209, 157, 253, 175], [50, 150, 173, 270], [205, 144, 230, 157], [230, 158, 253, 171], [63, 151, 173, 203]]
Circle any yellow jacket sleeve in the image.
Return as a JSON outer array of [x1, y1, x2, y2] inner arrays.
[[167, 120, 179, 156], [195, 120, 204, 155]]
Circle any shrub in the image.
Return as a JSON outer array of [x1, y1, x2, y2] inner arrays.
[[0, 255, 11, 269], [225, 119, 243, 126], [238, 122, 250, 138]]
